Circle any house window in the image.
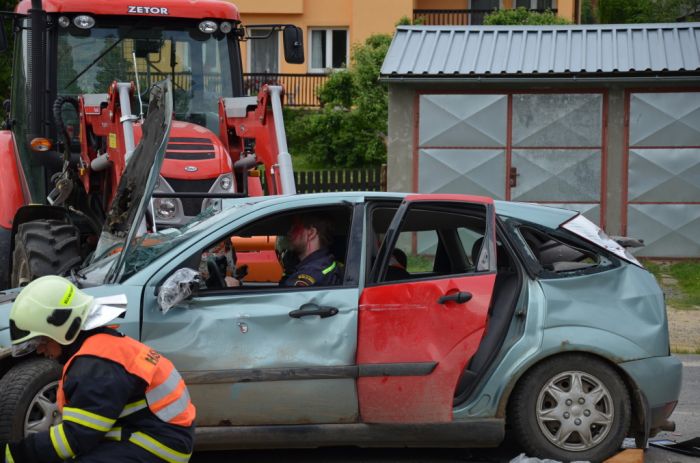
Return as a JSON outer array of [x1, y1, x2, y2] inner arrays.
[[515, 0, 557, 9], [248, 28, 278, 74], [309, 29, 348, 72]]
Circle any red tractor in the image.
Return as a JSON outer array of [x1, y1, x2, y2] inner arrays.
[[0, 0, 303, 288]]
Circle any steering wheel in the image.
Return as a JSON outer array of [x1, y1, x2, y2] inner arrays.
[[206, 256, 227, 289]]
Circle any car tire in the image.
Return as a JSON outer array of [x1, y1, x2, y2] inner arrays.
[[509, 354, 631, 462], [11, 219, 82, 287], [0, 358, 62, 441]]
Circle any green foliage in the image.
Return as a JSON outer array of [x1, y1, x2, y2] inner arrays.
[[0, 0, 19, 120], [396, 15, 425, 26], [581, 0, 597, 24], [641, 259, 700, 309], [286, 34, 392, 168], [483, 7, 571, 25], [598, 0, 700, 23]]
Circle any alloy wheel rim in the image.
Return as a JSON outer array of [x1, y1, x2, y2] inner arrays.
[[24, 381, 61, 435], [535, 370, 614, 452]]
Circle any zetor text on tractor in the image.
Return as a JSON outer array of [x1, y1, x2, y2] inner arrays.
[[0, 0, 304, 289]]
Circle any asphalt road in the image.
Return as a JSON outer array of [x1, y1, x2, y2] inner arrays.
[[192, 355, 700, 463]]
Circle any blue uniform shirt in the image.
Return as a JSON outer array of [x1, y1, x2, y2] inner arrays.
[[280, 248, 343, 287]]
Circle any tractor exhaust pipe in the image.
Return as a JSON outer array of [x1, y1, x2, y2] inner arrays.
[[116, 82, 137, 163], [267, 85, 296, 195], [29, 0, 47, 139]]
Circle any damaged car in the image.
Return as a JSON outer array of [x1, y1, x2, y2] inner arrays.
[[0, 83, 681, 463]]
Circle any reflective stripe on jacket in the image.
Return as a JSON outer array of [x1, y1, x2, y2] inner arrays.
[[57, 333, 195, 427]]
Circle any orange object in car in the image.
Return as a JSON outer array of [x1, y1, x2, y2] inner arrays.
[[232, 236, 282, 282]]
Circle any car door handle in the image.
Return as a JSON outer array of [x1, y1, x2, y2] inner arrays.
[[289, 303, 339, 319], [437, 291, 472, 304]]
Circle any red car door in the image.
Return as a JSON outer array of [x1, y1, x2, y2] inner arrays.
[[357, 195, 497, 423]]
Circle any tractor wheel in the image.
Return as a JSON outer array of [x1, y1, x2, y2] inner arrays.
[[509, 354, 631, 462], [0, 358, 62, 441], [11, 219, 82, 287]]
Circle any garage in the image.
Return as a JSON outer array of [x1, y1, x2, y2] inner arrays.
[[382, 22, 700, 257]]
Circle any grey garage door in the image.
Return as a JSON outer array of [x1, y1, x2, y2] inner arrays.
[[626, 91, 700, 258], [418, 92, 604, 224]]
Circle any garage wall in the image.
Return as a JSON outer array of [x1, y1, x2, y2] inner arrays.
[[386, 81, 700, 257], [415, 91, 605, 225], [625, 90, 700, 258]]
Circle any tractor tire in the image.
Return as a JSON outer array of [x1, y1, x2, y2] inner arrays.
[[11, 219, 82, 287], [509, 354, 631, 462], [0, 358, 62, 441]]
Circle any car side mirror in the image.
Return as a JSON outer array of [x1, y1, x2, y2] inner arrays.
[[157, 268, 201, 314], [283, 26, 304, 64]]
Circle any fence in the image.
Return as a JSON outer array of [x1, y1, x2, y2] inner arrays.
[[413, 8, 557, 25], [243, 73, 330, 107], [294, 165, 387, 194]]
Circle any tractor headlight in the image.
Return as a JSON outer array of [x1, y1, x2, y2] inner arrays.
[[202, 198, 222, 213], [155, 198, 178, 219], [58, 16, 71, 28], [220, 21, 233, 34], [219, 174, 233, 191], [198, 20, 218, 34], [73, 15, 95, 30]]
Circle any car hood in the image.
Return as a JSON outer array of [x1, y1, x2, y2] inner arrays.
[[89, 80, 173, 284]]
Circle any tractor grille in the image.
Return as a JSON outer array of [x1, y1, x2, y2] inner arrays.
[[166, 137, 215, 160], [165, 177, 217, 216]]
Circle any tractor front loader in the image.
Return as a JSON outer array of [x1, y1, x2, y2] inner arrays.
[[0, 0, 304, 289]]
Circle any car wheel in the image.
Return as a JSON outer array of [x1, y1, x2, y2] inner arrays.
[[0, 358, 63, 441], [509, 354, 631, 462]]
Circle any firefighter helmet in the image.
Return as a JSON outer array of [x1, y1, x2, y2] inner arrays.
[[9, 275, 94, 356]]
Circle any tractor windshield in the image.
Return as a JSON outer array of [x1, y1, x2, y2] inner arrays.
[[56, 20, 237, 135]]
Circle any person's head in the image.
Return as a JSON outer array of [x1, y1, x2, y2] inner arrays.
[[9, 276, 96, 360], [286, 214, 333, 260]]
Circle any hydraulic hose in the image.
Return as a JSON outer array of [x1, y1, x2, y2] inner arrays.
[[52, 96, 80, 163]]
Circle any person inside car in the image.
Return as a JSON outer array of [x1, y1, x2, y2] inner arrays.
[[278, 214, 344, 287], [225, 213, 344, 288], [386, 248, 410, 281]]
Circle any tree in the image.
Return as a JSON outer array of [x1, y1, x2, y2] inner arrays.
[[286, 34, 392, 168], [598, 0, 700, 23], [0, 0, 18, 120], [483, 7, 571, 25], [581, 0, 597, 24]]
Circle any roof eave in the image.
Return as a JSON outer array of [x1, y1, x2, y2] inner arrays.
[[379, 72, 700, 84]]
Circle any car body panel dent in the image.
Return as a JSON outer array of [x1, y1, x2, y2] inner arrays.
[[540, 264, 668, 358], [141, 288, 358, 370], [141, 286, 360, 426]]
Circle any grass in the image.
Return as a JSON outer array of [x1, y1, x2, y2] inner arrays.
[[406, 254, 433, 273], [673, 347, 700, 355], [641, 259, 700, 309]]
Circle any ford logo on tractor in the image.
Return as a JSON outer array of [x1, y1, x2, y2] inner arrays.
[[184, 166, 198, 172]]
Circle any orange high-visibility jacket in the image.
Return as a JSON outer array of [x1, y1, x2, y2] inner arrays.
[[57, 333, 195, 427]]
